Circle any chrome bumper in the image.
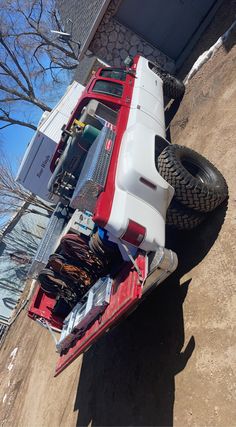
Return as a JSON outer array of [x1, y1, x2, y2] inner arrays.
[[142, 247, 178, 295]]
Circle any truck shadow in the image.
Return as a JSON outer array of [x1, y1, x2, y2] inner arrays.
[[166, 199, 228, 276], [74, 201, 227, 426], [165, 96, 184, 137]]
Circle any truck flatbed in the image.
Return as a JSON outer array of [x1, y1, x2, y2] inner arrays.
[[28, 247, 177, 375]]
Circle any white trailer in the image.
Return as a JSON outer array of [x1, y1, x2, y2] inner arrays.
[[16, 81, 84, 202]]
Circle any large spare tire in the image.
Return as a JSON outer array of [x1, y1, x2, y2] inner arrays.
[[158, 145, 228, 213], [166, 200, 206, 230]]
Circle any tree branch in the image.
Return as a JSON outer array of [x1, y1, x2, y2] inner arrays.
[[0, 114, 37, 130], [0, 83, 51, 111], [0, 35, 35, 96], [0, 0, 78, 132]]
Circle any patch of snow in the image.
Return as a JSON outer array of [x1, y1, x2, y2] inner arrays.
[[7, 362, 14, 372], [185, 20, 236, 84], [10, 347, 18, 359], [7, 347, 18, 372], [3, 394, 7, 404]]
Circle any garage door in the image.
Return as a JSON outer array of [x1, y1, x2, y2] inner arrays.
[[115, 0, 217, 60]]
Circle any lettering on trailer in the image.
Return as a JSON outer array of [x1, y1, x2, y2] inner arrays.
[[36, 155, 50, 178]]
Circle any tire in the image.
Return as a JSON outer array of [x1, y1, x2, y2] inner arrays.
[[61, 172, 76, 188], [38, 268, 64, 296], [58, 185, 73, 199], [166, 200, 206, 230], [163, 74, 185, 100], [152, 65, 185, 100], [158, 144, 228, 213]]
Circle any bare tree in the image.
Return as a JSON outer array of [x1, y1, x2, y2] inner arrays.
[[0, 0, 79, 131], [0, 152, 53, 225]]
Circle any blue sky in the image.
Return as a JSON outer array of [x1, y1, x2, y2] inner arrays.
[[1, 121, 38, 174], [1, 75, 69, 175], [0, 1, 76, 177]]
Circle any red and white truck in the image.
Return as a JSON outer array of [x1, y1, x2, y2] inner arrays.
[[27, 55, 227, 376]]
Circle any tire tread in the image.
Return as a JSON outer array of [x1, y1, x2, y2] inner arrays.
[[158, 145, 228, 213]]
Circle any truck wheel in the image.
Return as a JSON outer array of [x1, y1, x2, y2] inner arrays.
[[58, 185, 73, 199], [62, 172, 76, 188], [158, 145, 228, 213], [163, 74, 185, 100], [166, 200, 206, 230], [152, 65, 185, 99]]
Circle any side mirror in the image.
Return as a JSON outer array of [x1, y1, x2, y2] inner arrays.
[[124, 56, 133, 68]]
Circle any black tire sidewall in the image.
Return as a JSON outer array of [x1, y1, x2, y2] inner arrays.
[[163, 74, 185, 100], [166, 199, 206, 230], [158, 145, 228, 213]]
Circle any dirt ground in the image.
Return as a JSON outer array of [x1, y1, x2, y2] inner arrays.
[[1, 23, 236, 427]]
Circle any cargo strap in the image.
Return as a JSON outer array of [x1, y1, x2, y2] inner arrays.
[[120, 241, 143, 284], [35, 317, 59, 349]]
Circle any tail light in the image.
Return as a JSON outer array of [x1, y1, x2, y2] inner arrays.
[[121, 219, 146, 247]]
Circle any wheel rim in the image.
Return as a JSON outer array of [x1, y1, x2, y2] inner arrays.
[[182, 156, 213, 184]]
